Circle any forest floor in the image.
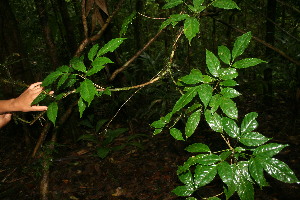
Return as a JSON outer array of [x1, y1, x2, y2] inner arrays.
[[0, 90, 300, 200]]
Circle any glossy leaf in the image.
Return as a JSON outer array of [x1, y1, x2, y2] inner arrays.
[[195, 154, 220, 165], [220, 97, 238, 119], [209, 94, 221, 113], [87, 57, 113, 76], [253, 143, 288, 158], [56, 65, 71, 73], [219, 151, 231, 161], [212, 0, 240, 10], [185, 143, 210, 153], [184, 17, 200, 43], [218, 68, 238, 80], [222, 117, 240, 138], [206, 50, 220, 77], [88, 44, 99, 61], [78, 79, 97, 105], [233, 164, 254, 200], [172, 87, 198, 113], [47, 102, 58, 125], [172, 185, 194, 196], [97, 38, 126, 57], [186, 198, 197, 200], [70, 57, 86, 73], [42, 71, 63, 87], [57, 73, 69, 89], [180, 69, 203, 84], [197, 84, 213, 107], [185, 110, 201, 138], [218, 161, 236, 197], [160, 14, 189, 29], [78, 97, 86, 118], [232, 32, 252, 61], [120, 12, 136, 36], [170, 128, 185, 141], [163, 0, 183, 9], [241, 112, 258, 135], [179, 171, 194, 186], [233, 58, 266, 69], [220, 79, 238, 86], [261, 158, 299, 183], [218, 45, 231, 64], [221, 88, 241, 98], [204, 110, 223, 133], [249, 157, 269, 187], [188, 0, 205, 12], [239, 132, 270, 146], [194, 165, 217, 187]]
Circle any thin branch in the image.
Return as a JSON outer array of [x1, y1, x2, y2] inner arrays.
[[214, 18, 300, 66], [81, 0, 88, 38], [109, 28, 164, 81]]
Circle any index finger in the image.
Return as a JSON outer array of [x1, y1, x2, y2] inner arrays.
[[28, 82, 43, 89]]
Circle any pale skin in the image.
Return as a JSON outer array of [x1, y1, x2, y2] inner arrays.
[[0, 82, 51, 128]]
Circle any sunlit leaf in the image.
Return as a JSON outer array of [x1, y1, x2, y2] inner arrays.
[[241, 112, 258, 134], [185, 143, 210, 153], [218, 68, 238, 80], [209, 94, 221, 113], [249, 157, 269, 187], [120, 12, 136, 36], [197, 84, 213, 107], [220, 79, 238, 86], [87, 57, 114, 76], [220, 97, 238, 119], [204, 109, 223, 133], [179, 171, 194, 186], [253, 143, 288, 158], [42, 71, 63, 87], [233, 163, 254, 200], [172, 87, 198, 113], [78, 79, 97, 105], [172, 185, 195, 196], [47, 102, 58, 125], [185, 110, 201, 138], [261, 158, 299, 183], [222, 117, 240, 138], [97, 38, 126, 57], [88, 44, 99, 61], [212, 0, 240, 10], [232, 32, 252, 61], [218, 45, 231, 64], [221, 88, 241, 98], [239, 132, 270, 146], [233, 58, 267, 68], [170, 128, 185, 141], [70, 57, 86, 73], [184, 17, 200, 43], [206, 50, 220, 77], [194, 154, 220, 165], [179, 69, 203, 84], [194, 165, 217, 187]]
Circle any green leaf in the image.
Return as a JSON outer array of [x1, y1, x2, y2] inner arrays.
[[119, 12, 136, 36], [88, 44, 99, 61], [195, 154, 220, 165], [233, 163, 254, 200], [160, 14, 189, 29], [218, 45, 231, 64], [184, 17, 200, 43], [204, 109, 223, 133], [186, 197, 198, 200], [151, 119, 166, 129], [222, 117, 240, 138], [56, 65, 71, 73], [218, 162, 234, 185], [220, 97, 238, 119], [209, 94, 221, 113], [42, 71, 63, 87], [97, 38, 126, 57], [212, 0, 240, 10], [194, 165, 217, 187], [241, 112, 258, 135], [219, 151, 231, 161], [47, 102, 58, 125], [31, 89, 49, 105], [172, 87, 198, 113], [179, 171, 194, 186], [78, 97, 86, 118], [87, 57, 114, 76], [232, 32, 252, 61], [220, 80, 238, 86], [249, 157, 269, 187], [97, 147, 110, 159], [221, 88, 241, 98], [185, 143, 210, 153], [197, 84, 213, 107], [185, 110, 201, 138], [57, 73, 69, 89], [172, 185, 194, 196], [78, 79, 97, 105], [218, 68, 238, 80], [233, 58, 267, 68], [261, 158, 299, 183], [239, 132, 270, 146], [206, 50, 220, 77], [188, 0, 205, 12], [70, 57, 86, 73], [253, 143, 288, 158], [170, 128, 185, 141], [163, 0, 183, 9], [180, 69, 203, 84]]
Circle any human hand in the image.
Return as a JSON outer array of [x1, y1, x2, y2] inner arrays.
[[12, 82, 51, 112], [0, 113, 12, 128]]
